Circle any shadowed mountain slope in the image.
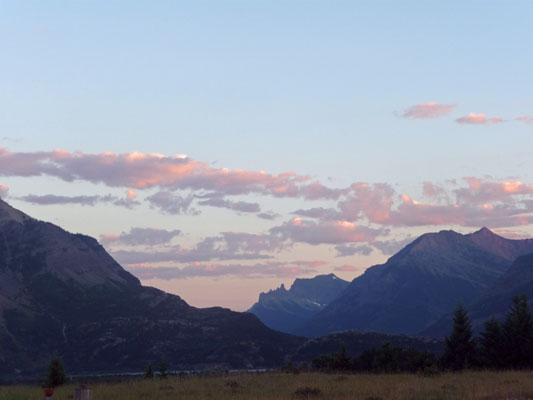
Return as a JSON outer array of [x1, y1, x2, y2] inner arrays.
[[247, 274, 349, 333], [294, 228, 533, 338], [423, 252, 533, 337], [0, 199, 303, 376]]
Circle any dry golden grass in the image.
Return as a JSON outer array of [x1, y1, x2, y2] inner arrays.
[[2, 371, 533, 400]]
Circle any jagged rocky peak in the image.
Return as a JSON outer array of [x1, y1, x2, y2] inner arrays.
[[248, 273, 349, 334]]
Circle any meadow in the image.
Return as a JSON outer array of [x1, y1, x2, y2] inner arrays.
[[1, 371, 533, 400]]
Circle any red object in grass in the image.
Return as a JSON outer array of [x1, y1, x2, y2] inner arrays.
[[43, 388, 54, 396]]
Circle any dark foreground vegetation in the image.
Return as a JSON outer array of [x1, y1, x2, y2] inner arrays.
[[310, 294, 533, 374], [3, 371, 533, 400]]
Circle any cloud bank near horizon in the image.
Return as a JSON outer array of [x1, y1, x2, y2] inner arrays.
[[4, 147, 533, 282]]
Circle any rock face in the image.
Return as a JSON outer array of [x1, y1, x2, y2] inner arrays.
[[0, 199, 303, 376], [247, 274, 349, 334], [294, 228, 533, 338]]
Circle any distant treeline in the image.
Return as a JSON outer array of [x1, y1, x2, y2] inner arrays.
[[305, 294, 533, 373]]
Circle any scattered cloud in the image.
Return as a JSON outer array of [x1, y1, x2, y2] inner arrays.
[[126, 259, 323, 280], [516, 116, 533, 124], [338, 183, 394, 223], [456, 112, 503, 124], [373, 236, 414, 255], [111, 231, 284, 264], [146, 191, 197, 215], [455, 177, 533, 205], [334, 244, 373, 257], [402, 102, 457, 119], [423, 182, 449, 203], [18, 191, 140, 209], [257, 211, 280, 220], [197, 196, 260, 213], [292, 207, 341, 220], [100, 227, 181, 247], [270, 218, 386, 245]]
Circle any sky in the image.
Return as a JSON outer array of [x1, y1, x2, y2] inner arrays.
[[1, 1, 532, 311]]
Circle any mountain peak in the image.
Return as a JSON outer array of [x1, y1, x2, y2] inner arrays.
[[472, 227, 496, 237]]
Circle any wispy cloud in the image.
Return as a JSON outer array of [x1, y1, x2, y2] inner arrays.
[[19, 191, 140, 209], [334, 244, 373, 257], [516, 116, 533, 124], [401, 102, 457, 119], [100, 227, 181, 247], [146, 191, 197, 215], [456, 112, 503, 124], [126, 259, 324, 280], [111, 231, 284, 264], [197, 196, 260, 213], [270, 218, 386, 245], [334, 264, 359, 272]]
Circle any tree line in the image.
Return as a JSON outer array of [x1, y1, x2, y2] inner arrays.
[[310, 294, 533, 373]]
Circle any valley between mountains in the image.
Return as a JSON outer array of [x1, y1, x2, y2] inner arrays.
[[2, 198, 533, 376]]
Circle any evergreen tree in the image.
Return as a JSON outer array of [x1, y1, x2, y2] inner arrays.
[[442, 303, 476, 370], [44, 354, 67, 388], [502, 294, 533, 368], [479, 317, 504, 369], [335, 343, 350, 371], [144, 363, 154, 379], [158, 361, 169, 378]]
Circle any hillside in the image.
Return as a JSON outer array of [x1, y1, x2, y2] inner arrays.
[[0, 199, 304, 376]]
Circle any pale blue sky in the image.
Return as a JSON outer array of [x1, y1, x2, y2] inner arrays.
[[1, 1, 532, 310]]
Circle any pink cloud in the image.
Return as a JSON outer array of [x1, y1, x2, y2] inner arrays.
[[456, 177, 533, 204], [0, 184, 8, 198], [423, 181, 448, 202], [516, 116, 533, 124], [386, 193, 532, 228], [126, 189, 137, 200], [338, 183, 394, 223], [0, 148, 341, 200], [402, 102, 457, 119], [493, 229, 533, 240], [456, 112, 504, 124]]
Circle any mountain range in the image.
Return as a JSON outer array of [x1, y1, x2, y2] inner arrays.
[[3, 196, 533, 376], [247, 274, 349, 333], [293, 228, 533, 338], [0, 199, 303, 376]]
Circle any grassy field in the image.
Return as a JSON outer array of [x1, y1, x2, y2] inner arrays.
[[1, 371, 533, 400]]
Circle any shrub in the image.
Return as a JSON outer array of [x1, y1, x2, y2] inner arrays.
[[44, 354, 67, 388], [293, 386, 321, 398], [144, 363, 154, 379]]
